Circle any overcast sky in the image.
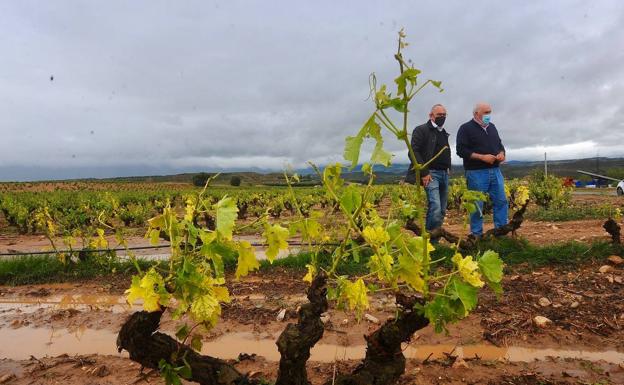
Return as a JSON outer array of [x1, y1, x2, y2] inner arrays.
[[1, 0, 623, 181]]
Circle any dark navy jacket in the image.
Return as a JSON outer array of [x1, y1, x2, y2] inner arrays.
[[456, 119, 505, 170]]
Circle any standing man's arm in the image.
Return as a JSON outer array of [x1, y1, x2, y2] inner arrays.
[[410, 126, 427, 171], [495, 129, 506, 162], [456, 126, 472, 160], [410, 126, 432, 186]]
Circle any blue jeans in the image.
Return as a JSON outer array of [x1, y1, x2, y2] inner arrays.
[[465, 168, 508, 236], [425, 170, 449, 231]]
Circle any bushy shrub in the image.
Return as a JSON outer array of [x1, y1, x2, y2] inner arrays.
[[192, 172, 212, 187], [528, 170, 571, 209]]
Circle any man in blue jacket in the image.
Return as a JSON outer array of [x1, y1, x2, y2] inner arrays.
[[456, 102, 508, 237]]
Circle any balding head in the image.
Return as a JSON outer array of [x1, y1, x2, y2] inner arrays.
[[429, 104, 447, 127], [473, 102, 491, 115], [473, 102, 492, 126], [431, 104, 445, 114]]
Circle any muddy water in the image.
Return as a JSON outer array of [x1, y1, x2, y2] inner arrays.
[[0, 294, 140, 314], [1, 327, 623, 365], [0, 292, 308, 310], [202, 332, 624, 365], [0, 327, 124, 359]]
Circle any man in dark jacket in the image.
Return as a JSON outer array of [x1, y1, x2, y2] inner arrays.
[[456, 102, 508, 237], [406, 104, 451, 235]]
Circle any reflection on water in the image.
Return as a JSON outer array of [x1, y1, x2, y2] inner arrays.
[[1, 328, 623, 365], [0, 327, 123, 359], [0, 294, 138, 314]]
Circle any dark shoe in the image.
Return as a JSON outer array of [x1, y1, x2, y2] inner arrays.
[[468, 233, 482, 242]]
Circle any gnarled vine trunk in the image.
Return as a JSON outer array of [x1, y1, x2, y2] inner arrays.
[[603, 218, 621, 244], [328, 294, 429, 385], [275, 271, 328, 385], [116, 310, 252, 385], [117, 273, 330, 385]]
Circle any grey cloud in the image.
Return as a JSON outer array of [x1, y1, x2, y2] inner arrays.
[[1, 0, 623, 180]]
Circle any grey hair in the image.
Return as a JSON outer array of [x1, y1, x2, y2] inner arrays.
[[430, 104, 445, 113]]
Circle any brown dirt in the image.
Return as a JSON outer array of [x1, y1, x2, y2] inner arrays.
[[0, 353, 622, 384], [2, 262, 623, 348], [1, 262, 624, 384], [442, 218, 614, 246]]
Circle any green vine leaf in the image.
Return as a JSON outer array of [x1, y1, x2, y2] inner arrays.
[[394, 67, 420, 95], [447, 276, 479, 316], [344, 114, 392, 169], [340, 185, 362, 214], [214, 196, 238, 240], [478, 250, 504, 283]]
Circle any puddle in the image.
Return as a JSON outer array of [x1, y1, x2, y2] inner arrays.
[[0, 292, 308, 312], [1, 328, 623, 365], [0, 294, 139, 314], [203, 333, 624, 364], [0, 327, 124, 360]]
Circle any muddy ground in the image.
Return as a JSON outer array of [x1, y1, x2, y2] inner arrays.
[[1, 259, 624, 384], [1, 192, 623, 384]]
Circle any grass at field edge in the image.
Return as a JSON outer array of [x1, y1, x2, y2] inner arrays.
[[0, 238, 621, 286]]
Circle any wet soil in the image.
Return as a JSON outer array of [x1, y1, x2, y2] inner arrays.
[[1, 353, 623, 385], [1, 262, 623, 384]]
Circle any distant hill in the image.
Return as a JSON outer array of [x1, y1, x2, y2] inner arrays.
[[73, 157, 624, 185], [5, 157, 623, 185], [94, 172, 292, 186], [328, 157, 624, 184], [499, 157, 624, 180]]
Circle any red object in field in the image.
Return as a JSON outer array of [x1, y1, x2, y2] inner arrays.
[[562, 177, 575, 187]]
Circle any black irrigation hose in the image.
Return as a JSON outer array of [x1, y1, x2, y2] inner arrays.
[[0, 244, 169, 257], [0, 242, 342, 257]]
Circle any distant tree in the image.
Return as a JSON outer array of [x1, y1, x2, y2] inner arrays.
[[606, 167, 624, 180], [192, 172, 212, 187], [230, 175, 242, 186]]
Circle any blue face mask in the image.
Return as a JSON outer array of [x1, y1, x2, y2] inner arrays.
[[482, 114, 491, 125]]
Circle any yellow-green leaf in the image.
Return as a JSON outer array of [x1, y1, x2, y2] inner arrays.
[[452, 253, 484, 288], [190, 294, 221, 326], [368, 253, 394, 282], [342, 278, 369, 319], [263, 224, 289, 263], [235, 240, 260, 279], [362, 226, 390, 248], [125, 268, 168, 312], [303, 263, 317, 283], [396, 251, 425, 292]]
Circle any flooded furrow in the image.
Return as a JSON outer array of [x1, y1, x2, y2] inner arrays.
[[1, 327, 623, 365], [0, 294, 140, 314]]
